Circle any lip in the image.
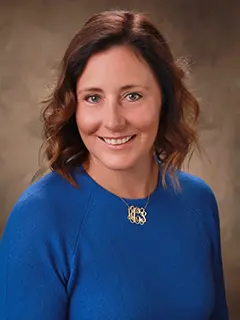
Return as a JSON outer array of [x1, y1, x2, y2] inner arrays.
[[100, 135, 135, 139], [98, 135, 136, 149]]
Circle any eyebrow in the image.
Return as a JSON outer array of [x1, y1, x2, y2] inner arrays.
[[77, 84, 150, 95]]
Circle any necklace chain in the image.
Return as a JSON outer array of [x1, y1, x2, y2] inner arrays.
[[113, 160, 157, 225], [118, 194, 150, 210], [117, 160, 158, 225]]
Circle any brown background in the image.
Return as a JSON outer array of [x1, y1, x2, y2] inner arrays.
[[0, 0, 239, 318]]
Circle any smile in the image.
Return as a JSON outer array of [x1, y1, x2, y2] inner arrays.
[[100, 135, 135, 145]]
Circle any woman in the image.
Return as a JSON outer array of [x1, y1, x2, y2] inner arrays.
[[0, 9, 229, 319]]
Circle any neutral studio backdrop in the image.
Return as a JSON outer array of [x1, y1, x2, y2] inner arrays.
[[0, 0, 239, 318]]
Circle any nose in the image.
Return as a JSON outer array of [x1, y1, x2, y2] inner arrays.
[[103, 100, 127, 132]]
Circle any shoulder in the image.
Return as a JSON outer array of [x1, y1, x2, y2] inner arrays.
[[1, 171, 93, 291], [164, 170, 221, 245], [1, 170, 94, 285], [17, 170, 81, 205], [169, 170, 221, 237], [172, 170, 218, 213], [11, 169, 92, 215], [177, 170, 214, 194], [163, 169, 220, 228], [3, 170, 93, 247]]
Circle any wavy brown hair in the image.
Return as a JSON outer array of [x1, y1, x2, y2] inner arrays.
[[38, 9, 200, 188]]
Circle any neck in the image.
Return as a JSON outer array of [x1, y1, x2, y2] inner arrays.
[[84, 155, 159, 199]]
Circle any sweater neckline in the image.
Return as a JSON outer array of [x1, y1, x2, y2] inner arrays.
[[76, 164, 162, 207]]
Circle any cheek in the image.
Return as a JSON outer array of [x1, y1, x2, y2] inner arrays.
[[75, 108, 100, 135], [132, 107, 160, 134]]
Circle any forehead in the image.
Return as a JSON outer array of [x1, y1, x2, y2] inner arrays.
[[77, 45, 158, 89]]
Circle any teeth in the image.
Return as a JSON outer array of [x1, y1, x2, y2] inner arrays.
[[103, 136, 133, 145]]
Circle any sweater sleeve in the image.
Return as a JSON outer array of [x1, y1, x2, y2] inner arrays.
[[0, 195, 69, 320], [208, 192, 229, 320], [176, 171, 229, 319]]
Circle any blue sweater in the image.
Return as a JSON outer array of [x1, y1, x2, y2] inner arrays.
[[0, 167, 229, 319]]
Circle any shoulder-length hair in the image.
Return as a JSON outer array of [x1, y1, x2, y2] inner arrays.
[[39, 9, 200, 188]]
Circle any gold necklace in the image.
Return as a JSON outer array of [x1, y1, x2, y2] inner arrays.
[[117, 160, 157, 225], [118, 194, 150, 225]]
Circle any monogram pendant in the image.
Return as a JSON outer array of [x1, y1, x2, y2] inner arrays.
[[127, 205, 147, 225]]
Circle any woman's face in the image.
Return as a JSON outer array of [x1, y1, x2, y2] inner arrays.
[[76, 45, 162, 172]]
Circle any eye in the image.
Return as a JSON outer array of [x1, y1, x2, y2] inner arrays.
[[125, 92, 142, 102], [85, 95, 101, 104]]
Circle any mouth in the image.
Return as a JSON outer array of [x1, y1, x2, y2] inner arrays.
[[99, 135, 136, 146]]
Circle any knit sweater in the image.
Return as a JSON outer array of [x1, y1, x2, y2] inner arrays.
[[0, 166, 229, 319]]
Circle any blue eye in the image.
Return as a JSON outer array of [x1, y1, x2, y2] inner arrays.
[[85, 95, 101, 104], [126, 93, 142, 102]]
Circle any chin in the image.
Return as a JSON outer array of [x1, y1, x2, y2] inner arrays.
[[98, 155, 140, 172]]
